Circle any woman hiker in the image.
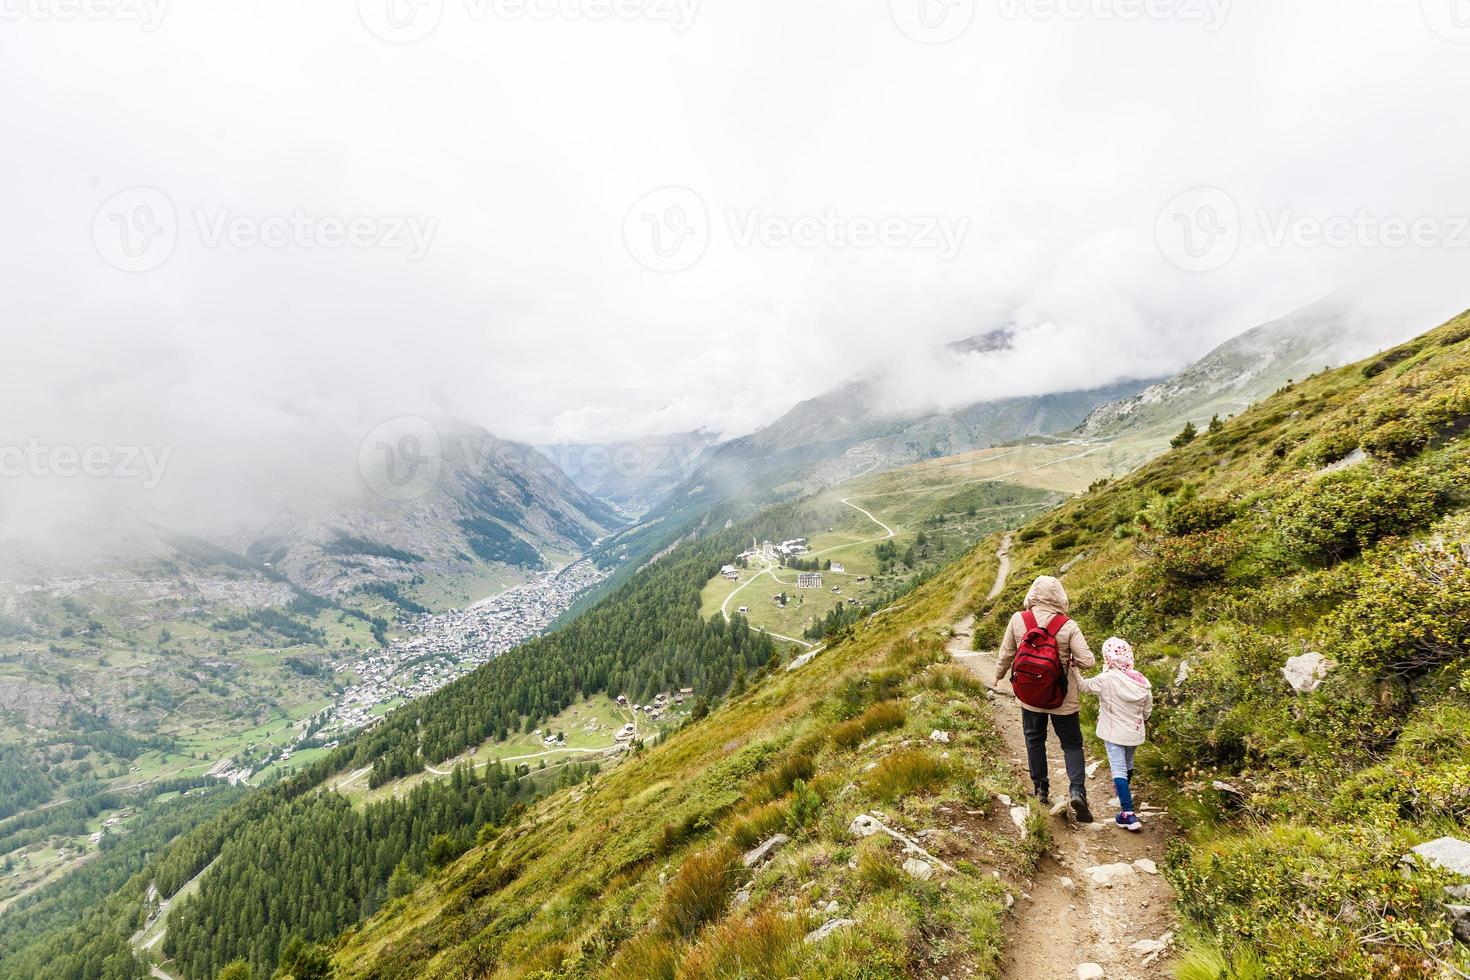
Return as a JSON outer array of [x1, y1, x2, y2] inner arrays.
[[994, 575, 1097, 822]]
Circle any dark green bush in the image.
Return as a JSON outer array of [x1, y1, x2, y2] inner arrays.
[[1320, 531, 1470, 677], [1274, 464, 1453, 565]]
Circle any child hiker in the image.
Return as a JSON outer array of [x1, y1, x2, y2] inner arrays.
[[1076, 637, 1153, 831]]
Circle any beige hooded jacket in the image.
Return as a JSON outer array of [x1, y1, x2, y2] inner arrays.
[[993, 576, 1096, 716]]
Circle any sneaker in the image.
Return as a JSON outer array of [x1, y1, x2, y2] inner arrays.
[[1070, 793, 1094, 824], [1115, 811, 1143, 832]]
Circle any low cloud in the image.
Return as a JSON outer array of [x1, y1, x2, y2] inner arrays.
[[1, 0, 1467, 539]]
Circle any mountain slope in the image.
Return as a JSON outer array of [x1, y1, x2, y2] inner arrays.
[[235, 423, 624, 600], [968, 308, 1470, 976], [599, 330, 1152, 573], [1078, 299, 1403, 443], [337, 308, 1470, 979]]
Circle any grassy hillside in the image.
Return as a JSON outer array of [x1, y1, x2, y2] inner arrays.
[[333, 309, 1470, 980], [329, 549, 1048, 979], [967, 310, 1470, 977]]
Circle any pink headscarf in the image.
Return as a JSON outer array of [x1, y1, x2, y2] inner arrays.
[[1103, 637, 1149, 686]]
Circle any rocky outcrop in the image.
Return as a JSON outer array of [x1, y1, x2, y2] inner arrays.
[[1282, 652, 1333, 693]]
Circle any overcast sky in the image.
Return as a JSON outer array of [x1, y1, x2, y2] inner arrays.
[[3, 0, 1470, 528]]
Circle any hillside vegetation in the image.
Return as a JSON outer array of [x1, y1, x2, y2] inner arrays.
[[969, 309, 1470, 977], [329, 550, 1047, 979], [333, 309, 1470, 979]]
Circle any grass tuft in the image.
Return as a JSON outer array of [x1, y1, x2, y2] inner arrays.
[[658, 842, 741, 939], [677, 906, 803, 979], [604, 930, 677, 980], [830, 700, 907, 748], [723, 801, 787, 850], [862, 748, 949, 801]]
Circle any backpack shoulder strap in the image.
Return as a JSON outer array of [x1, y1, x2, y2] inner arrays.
[[1044, 614, 1070, 636], [1020, 610, 1039, 632]]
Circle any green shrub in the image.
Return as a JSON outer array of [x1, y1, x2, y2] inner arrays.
[[863, 749, 949, 801], [1362, 343, 1423, 378], [1145, 529, 1243, 585], [1274, 464, 1453, 564], [785, 779, 821, 833], [1168, 824, 1454, 978], [829, 701, 906, 748], [1049, 530, 1080, 551], [659, 843, 740, 938], [1157, 493, 1240, 536], [1362, 419, 1429, 462], [1017, 527, 1046, 542], [1320, 531, 1470, 676]]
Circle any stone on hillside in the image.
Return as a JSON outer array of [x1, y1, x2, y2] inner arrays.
[[930, 730, 951, 744], [1447, 884, 1470, 901], [742, 834, 790, 868], [1086, 761, 1101, 778], [1009, 806, 1030, 832], [849, 814, 883, 838], [804, 918, 855, 944], [1059, 876, 1075, 891], [1133, 858, 1158, 875], [1175, 660, 1191, 687], [1282, 652, 1333, 693], [733, 889, 751, 906], [902, 858, 934, 881], [1404, 837, 1470, 877], [1447, 905, 1470, 944], [787, 651, 818, 672], [997, 793, 1012, 807], [1085, 863, 1136, 887], [825, 899, 839, 914], [1129, 938, 1168, 956], [1077, 963, 1105, 979]]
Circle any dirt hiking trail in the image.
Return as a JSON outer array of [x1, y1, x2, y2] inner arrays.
[[948, 536, 1179, 980]]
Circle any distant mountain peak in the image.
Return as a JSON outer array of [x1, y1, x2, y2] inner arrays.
[[945, 327, 1015, 356]]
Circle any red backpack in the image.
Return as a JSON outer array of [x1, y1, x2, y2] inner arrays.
[[1009, 611, 1070, 710]]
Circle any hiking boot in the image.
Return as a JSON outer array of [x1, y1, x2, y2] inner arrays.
[[1070, 793, 1094, 824], [1115, 811, 1142, 832]]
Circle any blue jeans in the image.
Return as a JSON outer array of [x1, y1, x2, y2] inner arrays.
[[1104, 741, 1136, 780], [1105, 741, 1137, 812]]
